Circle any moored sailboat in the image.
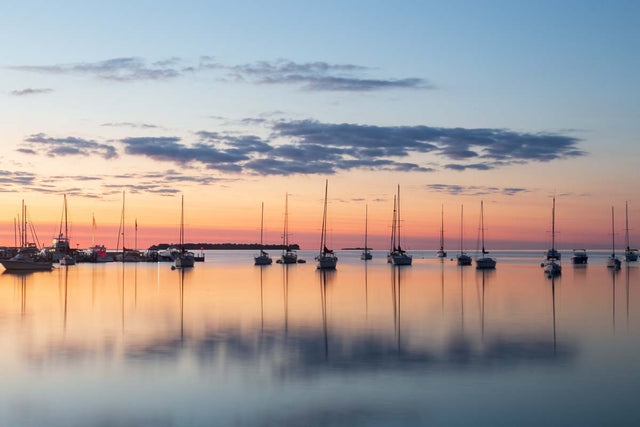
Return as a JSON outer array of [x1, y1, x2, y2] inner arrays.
[[387, 185, 412, 266], [0, 201, 52, 272], [254, 202, 273, 265], [475, 201, 496, 269], [436, 205, 447, 258], [360, 204, 372, 260], [279, 193, 298, 264], [456, 204, 472, 266], [624, 201, 638, 262], [315, 180, 337, 269], [543, 196, 561, 276], [607, 206, 621, 269], [175, 195, 195, 269]]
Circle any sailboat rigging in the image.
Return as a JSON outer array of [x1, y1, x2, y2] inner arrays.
[[279, 193, 298, 264], [316, 180, 338, 269], [457, 204, 472, 266], [361, 204, 372, 260], [387, 185, 412, 265], [607, 206, 621, 269], [624, 201, 638, 262], [175, 195, 195, 268], [543, 196, 561, 276], [475, 201, 496, 269], [436, 205, 447, 258], [255, 202, 273, 265]]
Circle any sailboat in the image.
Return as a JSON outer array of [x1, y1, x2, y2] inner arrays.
[[254, 202, 273, 265], [456, 204, 472, 266], [624, 201, 638, 262], [543, 196, 561, 276], [436, 205, 447, 258], [315, 180, 338, 269], [279, 193, 298, 264], [175, 195, 195, 268], [360, 204, 372, 260], [1, 200, 52, 272], [53, 194, 76, 265], [387, 185, 412, 265], [607, 206, 621, 269], [475, 201, 496, 269]]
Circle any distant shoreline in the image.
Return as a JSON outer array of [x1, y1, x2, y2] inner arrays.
[[148, 243, 301, 251]]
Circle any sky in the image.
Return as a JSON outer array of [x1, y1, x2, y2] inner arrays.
[[0, 0, 638, 251]]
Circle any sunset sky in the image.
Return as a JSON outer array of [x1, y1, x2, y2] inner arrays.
[[1, 1, 638, 251]]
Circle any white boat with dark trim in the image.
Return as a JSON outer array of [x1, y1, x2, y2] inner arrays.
[[315, 180, 337, 269]]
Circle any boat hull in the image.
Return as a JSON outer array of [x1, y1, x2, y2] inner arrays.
[[175, 255, 195, 268], [606, 256, 621, 269], [0, 260, 53, 271], [543, 261, 562, 276], [476, 257, 496, 269], [457, 254, 472, 266], [388, 253, 412, 265], [625, 250, 638, 262], [436, 250, 447, 258], [316, 255, 338, 269], [281, 252, 298, 264], [360, 252, 372, 260], [254, 255, 273, 265]]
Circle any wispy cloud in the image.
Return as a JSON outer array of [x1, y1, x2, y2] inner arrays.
[[101, 122, 160, 129], [21, 133, 118, 159], [9, 57, 428, 91], [427, 184, 529, 196], [9, 57, 182, 82], [10, 88, 53, 96], [201, 58, 430, 91]]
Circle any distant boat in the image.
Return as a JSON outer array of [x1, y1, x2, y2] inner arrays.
[[436, 204, 447, 258], [0, 201, 52, 272], [607, 206, 621, 269], [387, 185, 412, 265], [175, 195, 195, 269], [475, 201, 496, 270], [543, 196, 561, 276], [50, 194, 73, 263], [315, 180, 338, 269], [456, 204, 472, 266], [624, 201, 638, 262], [280, 193, 298, 264], [571, 249, 588, 265], [360, 204, 372, 260], [254, 202, 273, 265]]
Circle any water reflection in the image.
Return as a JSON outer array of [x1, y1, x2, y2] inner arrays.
[[2, 255, 635, 426]]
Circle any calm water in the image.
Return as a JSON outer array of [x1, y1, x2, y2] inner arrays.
[[1, 250, 639, 426]]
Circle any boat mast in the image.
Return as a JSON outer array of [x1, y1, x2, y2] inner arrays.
[[481, 201, 487, 255], [612, 206, 616, 256], [440, 204, 445, 251], [64, 194, 69, 244], [625, 201, 630, 251], [180, 195, 184, 253], [121, 191, 125, 261], [22, 200, 26, 247], [364, 204, 368, 255], [551, 196, 556, 252], [135, 218, 138, 252], [460, 204, 464, 255], [260, 202, 264, 251], [319, 180, 328, 254], [283, 193, 289, 254], [91, 213, 96, 247], [390, 195, 397, 252], [397, 185, 401, 252]]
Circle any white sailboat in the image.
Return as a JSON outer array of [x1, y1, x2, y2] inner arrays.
[[436, 204, 447, 258], [1, 200, 52, 272], [280, 193, 298, 264], [254, 202, 273, 265], [315, 180, 338, 269], [543, 196, 561, 276], [456, 204, 472, 266], [387, 185, 412, 266], [624, 201, 638, 262], [175, 195, 195, 269], [607, 206, 621, 269], [475, 201, 496, 269], [360, 204, 372, 260]]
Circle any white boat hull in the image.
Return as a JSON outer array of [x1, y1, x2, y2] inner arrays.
[[606, 256, 621, 269], [543, 261, 562, 276]]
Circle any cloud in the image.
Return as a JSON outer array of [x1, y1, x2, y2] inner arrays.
[[21, 133, 117, 159], [427, 184, 530, 196], [0, 170, 36, 186], [101, 122, 160, 129], [10, 57, 182, 82], [10, 88, 53, 96], [200, 58, 430, 91]]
